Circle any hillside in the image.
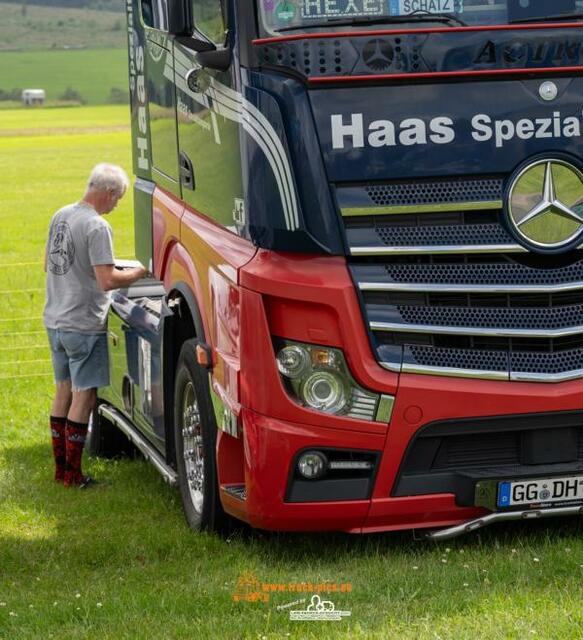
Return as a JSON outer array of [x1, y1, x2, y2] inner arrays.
[[0, 2, 126, 51], [0, 49, 128, 104]]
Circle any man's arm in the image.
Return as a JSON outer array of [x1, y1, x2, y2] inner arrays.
[[93, 264, 149, 292]]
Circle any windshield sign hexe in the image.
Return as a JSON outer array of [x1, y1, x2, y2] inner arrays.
[[259, 0, 583, 34]]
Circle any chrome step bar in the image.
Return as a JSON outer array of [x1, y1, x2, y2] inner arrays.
[[425, 505, 583, 541], [98, 404, 178, 486]]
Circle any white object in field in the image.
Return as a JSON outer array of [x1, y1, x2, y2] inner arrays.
[[22, 89, 45, 106]]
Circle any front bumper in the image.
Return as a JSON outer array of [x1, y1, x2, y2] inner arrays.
[[220, 374, 583, 534]]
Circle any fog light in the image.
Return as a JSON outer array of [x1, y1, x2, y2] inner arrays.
[[302, 371, 346, 413], [277, 345, 310, 379], [297, 451, 328, 479]]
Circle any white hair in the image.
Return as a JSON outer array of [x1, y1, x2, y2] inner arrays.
[[87, 163, 130, 196]]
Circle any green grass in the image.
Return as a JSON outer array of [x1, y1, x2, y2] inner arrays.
[[0, 104, 130, 133], [0, 49, 128, 105], [0, 2, 126, 52], [4, 106, 583, 639]]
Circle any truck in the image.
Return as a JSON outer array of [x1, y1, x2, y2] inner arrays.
[[93, 0, 583, 540]]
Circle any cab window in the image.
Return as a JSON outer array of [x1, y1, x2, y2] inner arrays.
[[140, 0, 169, 31], [192, 0, 226, 45]]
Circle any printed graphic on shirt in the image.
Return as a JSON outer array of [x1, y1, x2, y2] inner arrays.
[[48, 221, 76, 276]]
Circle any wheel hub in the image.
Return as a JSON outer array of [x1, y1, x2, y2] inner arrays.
[[182, 381, 204, 514]]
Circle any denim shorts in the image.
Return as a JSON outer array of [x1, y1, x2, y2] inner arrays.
[[47, 329, 110, 391]]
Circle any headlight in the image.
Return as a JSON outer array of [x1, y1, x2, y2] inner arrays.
[[276, 345, 310, 379], [302, 371, 346, 413], [274, 339, 394, 423]]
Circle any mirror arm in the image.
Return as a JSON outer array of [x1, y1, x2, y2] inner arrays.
[[194, 47, 232, 72], [175, 35, 216, 53]]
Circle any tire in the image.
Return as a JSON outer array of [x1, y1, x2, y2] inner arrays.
[[87, 402, 136, 459], [174, 339, 229, 533]]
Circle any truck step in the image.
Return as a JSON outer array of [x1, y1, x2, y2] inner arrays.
[[223, 484, 247, 501], [98, 404, 178, 486]]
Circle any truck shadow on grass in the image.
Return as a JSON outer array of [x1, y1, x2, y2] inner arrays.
[[3, 440, 583, 565], [3, 441, 583, 640]]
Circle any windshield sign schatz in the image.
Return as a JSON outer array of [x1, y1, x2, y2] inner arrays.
[[389, 0, 463, 16]]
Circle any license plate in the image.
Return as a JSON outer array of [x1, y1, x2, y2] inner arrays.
[[388, 0, 464, 16], [497, 475, 583, 508]]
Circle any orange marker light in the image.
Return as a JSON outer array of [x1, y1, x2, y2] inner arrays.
[[311, 348, 335, 367], [196, 344, 212, 368]]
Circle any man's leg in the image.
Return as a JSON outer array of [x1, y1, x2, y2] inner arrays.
[[50, 380, 72, 482], [64, 388, 96, 487], [47, 328, 72, 483]]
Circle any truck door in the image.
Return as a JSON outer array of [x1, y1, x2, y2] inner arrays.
[[175, 1, 244, 231]]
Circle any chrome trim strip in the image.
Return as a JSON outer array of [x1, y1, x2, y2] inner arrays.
[[359, 281, 583, 294], [426, 505, 583, 541], [350, 244, 525, 256], [98, 405, 178, 485], [379, 360, 402, 373], [371, 321, 583, 339], [401, 363, 509, 381], [341, 200, 502, 217], [510, 369, 583, 383], [384, 362, 583, 383]]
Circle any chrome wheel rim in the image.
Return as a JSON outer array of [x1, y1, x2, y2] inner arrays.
[[182, 381, 204, 514]]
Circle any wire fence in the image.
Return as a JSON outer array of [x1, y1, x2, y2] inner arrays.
[[1, 330, 45, 337], [0, 288, 44, 295], [0, 261, 42, 268], [0, 372, 52, 381], [0, 358, 51, 365], [0, 316, 43, 323], [0, 257, 133, 378], [0, 345, 47, 351]]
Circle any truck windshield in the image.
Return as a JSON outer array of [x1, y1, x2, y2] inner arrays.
[[259, 0, 583, 34]]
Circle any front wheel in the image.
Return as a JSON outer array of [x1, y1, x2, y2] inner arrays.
[[174, 339, 229, 532]]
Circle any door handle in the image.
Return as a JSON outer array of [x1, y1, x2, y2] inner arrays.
[[179, 152, 195, 190]]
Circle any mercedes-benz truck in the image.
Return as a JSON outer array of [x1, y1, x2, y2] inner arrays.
[[94, 0, 583, 540]]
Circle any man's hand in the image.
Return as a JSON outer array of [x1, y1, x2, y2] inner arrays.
[[93, 264, 149, 292]]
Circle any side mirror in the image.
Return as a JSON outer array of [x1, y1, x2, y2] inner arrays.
[[194, 47, 232, 72], [167, 0, 192, 35]]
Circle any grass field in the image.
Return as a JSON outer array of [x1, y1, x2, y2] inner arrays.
[[0, 2, 126, 52], [0, 49, 128, 105], [3, 106, 583, 639]]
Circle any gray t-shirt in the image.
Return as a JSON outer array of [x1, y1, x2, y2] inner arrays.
[[43, 202, 115, 333]]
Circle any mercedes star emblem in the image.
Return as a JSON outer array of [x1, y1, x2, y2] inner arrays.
[[507, 157, 583, 253]]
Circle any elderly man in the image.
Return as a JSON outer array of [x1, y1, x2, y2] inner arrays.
[[43, 163, 148, 487]]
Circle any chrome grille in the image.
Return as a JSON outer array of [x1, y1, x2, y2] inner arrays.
[[375, 221, 513, 247], [379, 260, 583, 288], [388, 303, 583, 332], [340, 176, 583, 382], [365, 177, 503, 207]]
